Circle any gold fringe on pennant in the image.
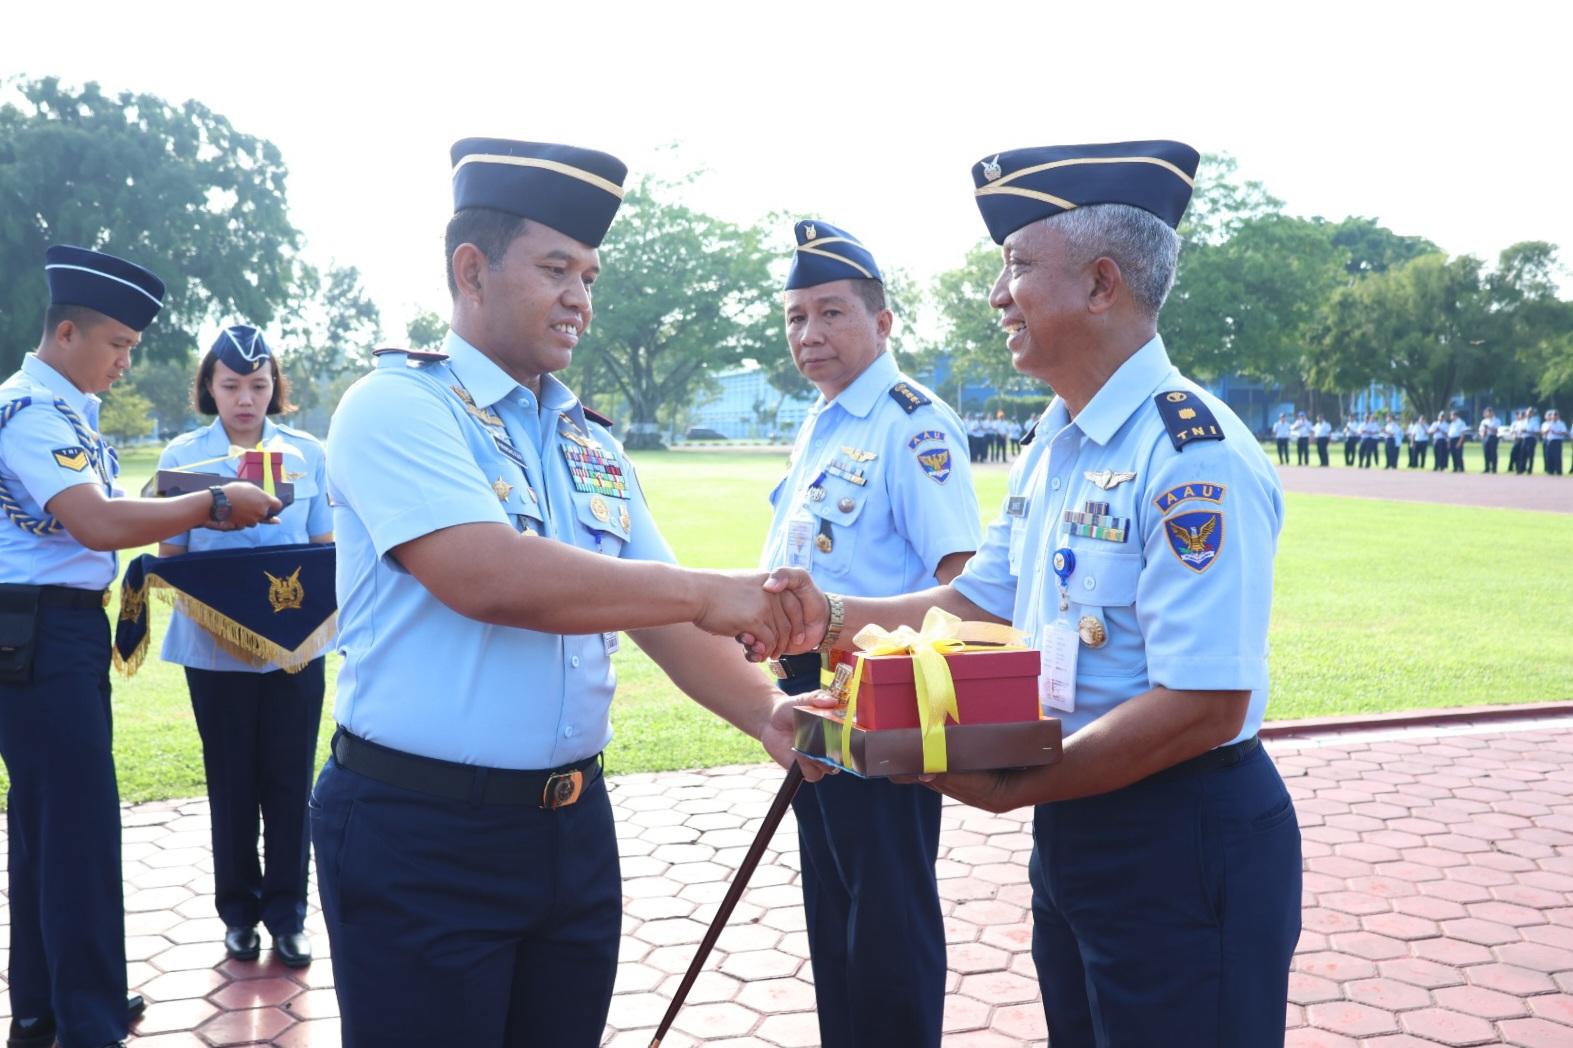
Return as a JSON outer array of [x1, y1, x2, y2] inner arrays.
[[114, 574, 336, 677]]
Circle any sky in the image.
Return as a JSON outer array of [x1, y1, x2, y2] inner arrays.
[[3, 0, 1569, 340]]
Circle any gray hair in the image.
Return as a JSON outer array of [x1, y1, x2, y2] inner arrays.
[[1047, 203, 1180, 319]]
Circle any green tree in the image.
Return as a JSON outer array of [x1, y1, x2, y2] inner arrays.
[[565, 179, 776, 448], [0, 78, 302, 374], [1329, 216, 1439, 277], [405, 310, 447, 351], [276, 264, 381, 433], [920, 240, 1045, 411], [98, 385, 154, 442], [128, 354, 197, 436]]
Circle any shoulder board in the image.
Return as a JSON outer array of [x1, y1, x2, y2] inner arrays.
[[888, 382, 931, 414], [1154, 390, 1225, 452], [1019, 416, 1040, 446], [582, 406, 615, 429], [373, 346, 449, 364]]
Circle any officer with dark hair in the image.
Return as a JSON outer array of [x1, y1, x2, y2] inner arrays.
[[310, 138, 825, 1046], [0, 247, 278, 1048]]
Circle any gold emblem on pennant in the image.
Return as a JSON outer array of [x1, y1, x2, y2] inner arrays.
[[493, 477, 513, 502], [451, 386, 503, 427], [265, 566, 305, 614], [804, 223, 817, 240], [1084, 469, 1138, 490], [590, 495, 610, 523], [982, 155, 1002, 181]]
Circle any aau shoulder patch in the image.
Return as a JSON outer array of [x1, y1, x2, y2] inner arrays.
[[52, 446, 88, 471], [1154, 390, 1225, 452]]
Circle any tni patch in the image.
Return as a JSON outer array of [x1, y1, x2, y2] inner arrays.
[[1164, 510, 1224, 573], [1153, 482, 1226, 513], [52, 446, 88, 471], [888, 383, 931, 414], [1153, 391, 1225, 452]]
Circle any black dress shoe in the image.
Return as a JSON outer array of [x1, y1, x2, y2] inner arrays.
[[224, 925, 261, 961], [273, 931, 312, 968], [7, 996, 144, 1048], [7, 1015, 55, 1048]]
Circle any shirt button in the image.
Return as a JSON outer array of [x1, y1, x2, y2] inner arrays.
[[563, 725, 576, 738], [1084, 576, 1096, 591], [570, 655, 581, 668], [1051, 478, 1061, 490]]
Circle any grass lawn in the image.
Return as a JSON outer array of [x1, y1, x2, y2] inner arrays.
[[17, 446, 1569, 803]]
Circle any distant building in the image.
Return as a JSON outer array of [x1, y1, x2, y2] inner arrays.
[[687, 366, 815, 439]]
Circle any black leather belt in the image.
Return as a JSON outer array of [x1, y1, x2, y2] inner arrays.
[[331, 730, 602, 809], [37, 586, 107, 610], [1149, 735, 1261, 783]]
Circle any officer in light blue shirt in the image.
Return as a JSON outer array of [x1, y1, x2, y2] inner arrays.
[[760, 220, 981, 1048], [310, 138, 823, 1048], [156, 325, 332, 970], [784, 142, 1301, 1048], [0, 247, 278, 1048]]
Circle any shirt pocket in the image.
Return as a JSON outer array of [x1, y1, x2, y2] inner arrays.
[[570, 492, 628, 556], [1068, 546, 1145, 677], [802, 474, 869, 578]]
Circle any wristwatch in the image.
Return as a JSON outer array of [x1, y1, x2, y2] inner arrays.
[[208, 485, 232, 523], [818, 592, 846, 655]]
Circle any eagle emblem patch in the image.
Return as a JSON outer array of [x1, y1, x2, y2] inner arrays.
[[1164, 510, 1224, 573]]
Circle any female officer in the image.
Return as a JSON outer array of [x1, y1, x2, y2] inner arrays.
[[155, 325, 331, 968]]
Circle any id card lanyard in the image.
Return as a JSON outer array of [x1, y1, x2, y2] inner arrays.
[[1038, 546, 1079, 714], [780, 469, 827, 571]]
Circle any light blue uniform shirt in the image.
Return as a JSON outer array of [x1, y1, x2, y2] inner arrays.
[[327, 330, 675, 770], [953, 336, 1283, 745], [0, 353, 121, 588], [157, 417, 332, 671], [760, 351, 980, 597]]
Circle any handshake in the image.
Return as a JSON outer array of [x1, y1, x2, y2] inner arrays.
[[692, 567, 831, 661]]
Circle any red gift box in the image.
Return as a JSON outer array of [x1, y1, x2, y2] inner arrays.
[[832, 646, 1040, 731], [237, 450, 286, 486]]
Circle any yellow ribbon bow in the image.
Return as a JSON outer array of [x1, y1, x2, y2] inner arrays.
[[840, 607, 1026, 773]]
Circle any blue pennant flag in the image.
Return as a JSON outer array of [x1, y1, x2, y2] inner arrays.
[[114, 544, 337, 675]]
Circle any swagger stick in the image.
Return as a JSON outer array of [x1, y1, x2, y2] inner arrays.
[[649, 762, 805, 1048]]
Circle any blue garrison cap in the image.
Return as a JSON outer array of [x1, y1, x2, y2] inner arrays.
[[451, 138, 627, 248], [44, 245, 166, 331], [971, 141, 1201, 244], [784, 220, 883, 290], [210, 324, 271, 374]]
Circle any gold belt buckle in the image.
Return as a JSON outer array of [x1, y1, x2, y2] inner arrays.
[[542, 769, 584, 810]]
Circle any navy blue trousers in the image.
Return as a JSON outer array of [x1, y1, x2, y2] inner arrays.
[[1029, 744, 1302, 1048], [794, 771, 945, 1048], [0, 605, 127, 1048], [309, 756, 621, 1047], [186, 659, 324, 936]]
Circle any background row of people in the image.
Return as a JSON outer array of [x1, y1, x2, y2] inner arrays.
[[1271, 409, 1566, 475]]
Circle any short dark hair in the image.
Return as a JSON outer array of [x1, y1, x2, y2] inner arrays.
[[445, 208, 532, 296], [42, 303, 105, 339], [849, 278, 887, 316], [193, 351, 294, 416]]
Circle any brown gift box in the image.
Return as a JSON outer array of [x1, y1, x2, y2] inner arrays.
[[153, 469, 294, 509], [793, 705, 1062, 779]]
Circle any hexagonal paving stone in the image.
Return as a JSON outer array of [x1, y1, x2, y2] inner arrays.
[[1306, 1000, 1400, 1038], [1399, 1006, 1501, 1046]]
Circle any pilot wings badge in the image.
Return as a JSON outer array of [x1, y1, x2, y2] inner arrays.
[[1163, 511, 1223, 573], [1084, 469, 1138, 490]]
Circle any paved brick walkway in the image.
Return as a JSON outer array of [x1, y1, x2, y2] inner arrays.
[[2, 719, 1571, 1046]]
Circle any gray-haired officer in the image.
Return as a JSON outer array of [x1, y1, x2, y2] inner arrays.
[[0, 247, 279, 1048], [310, 139, 824, 1047], [762, 220, 981, 1048], [764, 140, 1301, 1048]]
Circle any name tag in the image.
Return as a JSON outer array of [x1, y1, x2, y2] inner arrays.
[[1038, 621, 1078, 714], [783, 516, 815, 570], [603, 632, 620, 655]]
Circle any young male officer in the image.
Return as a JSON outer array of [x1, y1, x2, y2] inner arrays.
[[761, 220, 981, 1048], [312, 139, 824, 1047], [0, 247, 278, 1048]]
